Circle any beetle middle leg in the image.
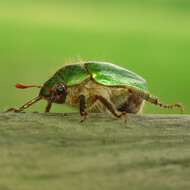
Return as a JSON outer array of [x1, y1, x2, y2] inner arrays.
[[79, 95, 88, 122], [6, 96, 41, 113]]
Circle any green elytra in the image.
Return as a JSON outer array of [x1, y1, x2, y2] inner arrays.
[[40, 61, 148, 97], [7, 61, 184, 121]]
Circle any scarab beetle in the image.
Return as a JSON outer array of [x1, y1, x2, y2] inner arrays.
[[7, 61, 183, 121]]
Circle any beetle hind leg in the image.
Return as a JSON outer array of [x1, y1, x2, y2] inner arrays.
[[79, 94, 127, 121], [93, 95, 125, 119], [117, 93, 144, 114], [145, 95, 184, 113]]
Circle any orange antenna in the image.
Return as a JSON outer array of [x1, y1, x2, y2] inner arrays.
[[16, 83, 42, 89]]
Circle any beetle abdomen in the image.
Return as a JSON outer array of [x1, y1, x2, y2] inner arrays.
[[65, 79, 144, 114]]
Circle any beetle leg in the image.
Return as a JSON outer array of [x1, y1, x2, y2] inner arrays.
[[79, 95, 88, 122], [130, 89, 184, 113], [45, 101, 53, 113], [94, 95, 124, 118], [144, 94, 184, 113], [6, 108, 21, 113], [118, 93, 144, 114], [6, 96, 41, 113]]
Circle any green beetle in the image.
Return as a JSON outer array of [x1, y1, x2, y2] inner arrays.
[[7, 61, 183, 121]]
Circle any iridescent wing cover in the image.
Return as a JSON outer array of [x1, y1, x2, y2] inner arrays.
[[85, 61, 148, 92]]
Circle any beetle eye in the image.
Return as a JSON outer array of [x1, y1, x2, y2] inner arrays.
[[56, 85, 65, 94]]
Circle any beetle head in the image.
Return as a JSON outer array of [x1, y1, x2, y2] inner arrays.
[[16, 82, 68, 104], [46, 83, 67, 104], [8, 82, 67, 113]]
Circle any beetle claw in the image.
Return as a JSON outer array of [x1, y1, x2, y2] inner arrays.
[[119, 112, 128, 123], [80, 111, 88, 122]]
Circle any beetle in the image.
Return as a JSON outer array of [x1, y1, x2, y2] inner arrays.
[[7, 61, 183, 121]]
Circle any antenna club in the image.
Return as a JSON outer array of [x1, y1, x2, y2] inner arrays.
[[16, 83, 29, 89], [15, 83, 42, 89]]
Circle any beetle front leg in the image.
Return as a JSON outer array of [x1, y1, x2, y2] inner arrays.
[[45, 101, 53, 113], [6, 108, 21, 113], [6, 96, 41, 113], [79, 95, 88, 122]]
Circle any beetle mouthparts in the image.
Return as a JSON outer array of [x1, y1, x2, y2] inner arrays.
[[16, 83, 42, 89]]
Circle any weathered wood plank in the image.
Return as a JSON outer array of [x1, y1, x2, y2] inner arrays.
[[0, 113, 190, 190]]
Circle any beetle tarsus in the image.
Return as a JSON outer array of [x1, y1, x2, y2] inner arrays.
[[6, 96, 42, 113], [119, 112, 128, 123], [6, 108, 21, 113], [80, 111, 88, 122], [158, 102, 184, 114], [146, 95, 184, 113]]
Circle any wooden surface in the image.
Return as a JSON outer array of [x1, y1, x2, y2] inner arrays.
[[0, 113, 190, 190]]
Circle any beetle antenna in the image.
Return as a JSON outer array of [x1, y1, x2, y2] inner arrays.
[[16, 83, 42, 89], [6, 96, 42, 113]]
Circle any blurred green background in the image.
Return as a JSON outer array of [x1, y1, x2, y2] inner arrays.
[[0, 0, 189, 114]]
